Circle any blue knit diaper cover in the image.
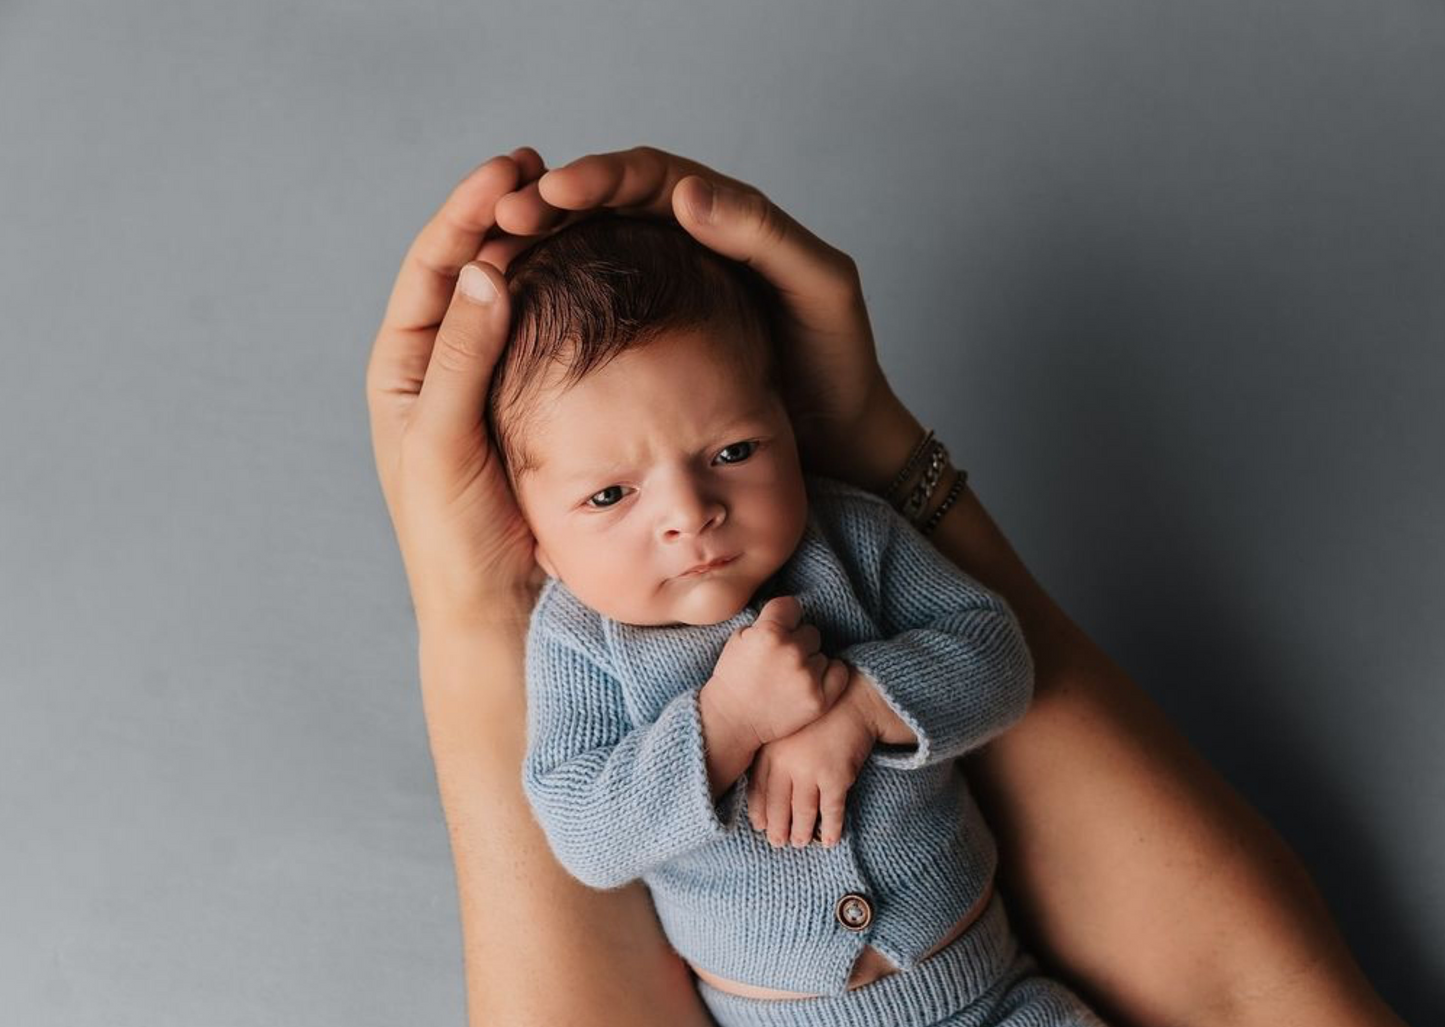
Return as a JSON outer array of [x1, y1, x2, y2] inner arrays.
[[694, 891, 1109, 1027]]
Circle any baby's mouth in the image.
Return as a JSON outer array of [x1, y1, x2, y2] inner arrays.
[[678, 554, 739, 578]]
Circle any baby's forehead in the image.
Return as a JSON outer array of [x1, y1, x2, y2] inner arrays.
[[532, 373, 776, 439], [525, 378, 780, 475]]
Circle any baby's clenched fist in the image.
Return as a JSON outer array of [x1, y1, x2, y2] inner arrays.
[[701, 595, 850, 749]]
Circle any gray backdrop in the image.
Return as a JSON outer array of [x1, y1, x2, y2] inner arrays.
[[1, 0, 1439, 1023]]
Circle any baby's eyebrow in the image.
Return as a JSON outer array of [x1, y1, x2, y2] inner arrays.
[[553, 414, 775, 485]]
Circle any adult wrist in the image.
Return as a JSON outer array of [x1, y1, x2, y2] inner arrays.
[[838, 380, 928, 495]]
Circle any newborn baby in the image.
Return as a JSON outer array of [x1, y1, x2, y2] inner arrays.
[[488, 213, 1107, 1027]]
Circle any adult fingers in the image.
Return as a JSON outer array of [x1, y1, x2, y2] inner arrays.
[[367, 148, 538, 469], [790, 783, 820, 849], [370, 152, 523, 389], [494, 175, 582, 236], [669, 173, 859, 310], [476, 207, 597, 272], [410, 261, 510, 445], [534, 145, 857, 309], [534, 145, 752, 219]]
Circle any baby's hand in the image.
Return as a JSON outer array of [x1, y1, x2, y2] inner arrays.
[[747, 662, 879, 849], [702, 596, 851, 749]]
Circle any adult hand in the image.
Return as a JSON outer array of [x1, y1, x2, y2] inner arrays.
[[367, 147, 585, 627], [490, 145, 922, 489]]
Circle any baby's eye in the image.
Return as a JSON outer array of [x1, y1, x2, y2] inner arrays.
[[714, 440, 758, 465], [586, 485, 632, 509]]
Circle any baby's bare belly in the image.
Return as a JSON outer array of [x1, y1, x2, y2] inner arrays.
[[688, 877, 995, 1000]]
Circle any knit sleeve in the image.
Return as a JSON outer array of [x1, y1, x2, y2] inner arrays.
[[836, 504, 1034, 771], [520, 630, 746, 891]]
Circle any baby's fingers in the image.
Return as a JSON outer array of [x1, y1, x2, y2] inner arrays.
[[790, 782, 820, 849], [818, 783, 847, 848], [766, 775, 793, 849], [820, 658, 851, 709], [747, 759, 769, 833]]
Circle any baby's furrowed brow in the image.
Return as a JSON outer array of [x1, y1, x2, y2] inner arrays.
[[550, 416, 779, 486]]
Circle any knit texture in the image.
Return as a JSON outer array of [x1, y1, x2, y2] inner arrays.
[[521, 473, 1035, 996]]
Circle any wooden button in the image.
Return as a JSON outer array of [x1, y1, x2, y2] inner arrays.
[[835, 893, 873, 931]]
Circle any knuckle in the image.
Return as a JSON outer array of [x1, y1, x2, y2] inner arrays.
[[832, 251, 862, 286], [428, 331, 481, 377], [748, 193, 787, 247], [817, 251, 865, 308]]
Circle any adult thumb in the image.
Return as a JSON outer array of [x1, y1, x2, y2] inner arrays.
[[672, 175, 852, 299], [414, 261, 510, 440]]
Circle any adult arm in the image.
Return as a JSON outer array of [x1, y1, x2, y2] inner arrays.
[[418, 608, 718, 1025]]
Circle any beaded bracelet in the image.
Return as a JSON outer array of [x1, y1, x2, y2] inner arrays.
[[921, 467, 968, 536]]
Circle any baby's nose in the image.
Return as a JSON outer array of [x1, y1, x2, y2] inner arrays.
[[660, 492, 726, 539]]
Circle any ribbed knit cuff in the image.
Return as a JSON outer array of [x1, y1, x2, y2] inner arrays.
[[838, 615, 1032, 771], [523, 683, 745, 890], [608, 684, 746, 864], [690, 687, 748, 830]]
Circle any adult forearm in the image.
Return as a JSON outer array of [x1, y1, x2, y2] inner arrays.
[[927, 487, 1403, 1027], [416, 607, 716, 1027]]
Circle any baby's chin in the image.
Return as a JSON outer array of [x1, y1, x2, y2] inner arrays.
[[659, 585, 753, 627], [585, 576, 760, 628]]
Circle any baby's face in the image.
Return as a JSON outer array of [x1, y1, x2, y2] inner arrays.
[[513, 325, 808, 627]]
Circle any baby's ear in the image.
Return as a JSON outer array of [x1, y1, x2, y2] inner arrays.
[[535, 542, 558, 579]]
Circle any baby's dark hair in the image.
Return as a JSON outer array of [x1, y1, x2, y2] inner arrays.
[[486, 211, 786, 485]]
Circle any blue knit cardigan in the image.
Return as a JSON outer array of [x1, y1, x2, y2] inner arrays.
[[521, 474, 1034, 995]]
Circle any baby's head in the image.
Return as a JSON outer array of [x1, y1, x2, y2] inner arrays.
[[488, 213, 809, 628]]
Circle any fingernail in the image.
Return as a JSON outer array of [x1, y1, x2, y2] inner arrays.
[[688, 179, 715, 224], [459, 264, 496, 304]]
